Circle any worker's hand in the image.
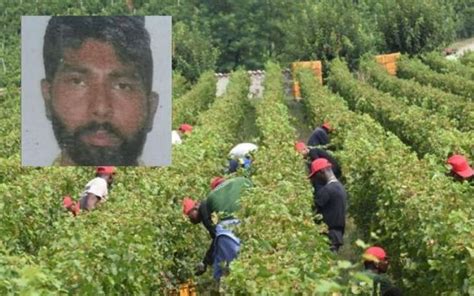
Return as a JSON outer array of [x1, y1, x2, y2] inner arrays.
[[194, 262, 207, 276]]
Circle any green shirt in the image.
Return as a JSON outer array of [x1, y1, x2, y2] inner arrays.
[[206, 177, 252, 218]]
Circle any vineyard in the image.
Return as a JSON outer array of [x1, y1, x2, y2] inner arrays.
[[1, 1, 474, 295]]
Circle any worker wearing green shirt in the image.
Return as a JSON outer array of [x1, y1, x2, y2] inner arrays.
[[362, 246, 402, 296], [183, 176, 252, 281]]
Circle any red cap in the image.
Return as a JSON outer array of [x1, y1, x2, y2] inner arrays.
[[182, 197, 196, 215], [63, 196, 73, 208], [210, 176, 225, 190], [179, 124, 193, 134], [295, 141, 307, 153], [96, 166, 116, 175], [322, 122, 331, 131], [447, 154, 474, 179], [308, 158, 332, 178], [363, 246, 387, 262]]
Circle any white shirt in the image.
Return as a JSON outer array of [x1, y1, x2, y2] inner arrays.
[[81, 177, 108, 201], [229, 143, 258, 159], [172, 130, 182, 145]]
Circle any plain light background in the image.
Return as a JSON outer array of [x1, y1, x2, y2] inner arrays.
[[21, 16, 172, 166]]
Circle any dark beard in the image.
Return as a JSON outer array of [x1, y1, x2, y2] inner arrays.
[[51, 113, 148, 166]]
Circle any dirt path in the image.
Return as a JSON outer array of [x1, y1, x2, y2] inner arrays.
[[282, 70, 314, 141], [215, 73, 229, 97], [282, 72, 361, 262], [447, 37, 474, 59], [215, 71, 265, 99]]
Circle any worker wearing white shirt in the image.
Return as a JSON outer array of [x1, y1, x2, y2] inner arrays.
[[228, 143, 258, 159], [172, 130, 182, 145], [63, 166, 116, 215], [172, 124, 193, 145], [227, 143, 258, 174]]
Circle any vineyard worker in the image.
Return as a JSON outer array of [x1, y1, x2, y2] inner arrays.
[[171, 130, 182, 145], [229, 142, 258, 159], [295, 141, 342, 180], [227, 143, 258, 173], [308, 158, 347, 252], [446, 154, 474, 182], [63, 166, 116, 215], [227, 158, 252, 174], [42, 16, 159, 166], [171, 123, 193, 145], [307, 122, 332, 147], [362, 246, 401, 296], [182, 176, 253, 281]]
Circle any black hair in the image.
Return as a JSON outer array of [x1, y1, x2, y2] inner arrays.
[[43, 16, 153, 94]]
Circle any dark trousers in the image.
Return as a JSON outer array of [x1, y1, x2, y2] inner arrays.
[[327, 228, 344, 252]]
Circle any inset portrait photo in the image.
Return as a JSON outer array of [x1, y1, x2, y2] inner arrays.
[[21, 16, 171, 166]]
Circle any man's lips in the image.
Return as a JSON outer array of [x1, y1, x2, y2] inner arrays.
[[80, 130, 121, 147]]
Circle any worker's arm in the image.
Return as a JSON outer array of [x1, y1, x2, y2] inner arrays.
[[194, 239, 215, 276], [315, 187, 330, 208], [197, 202, 216, 266], [199, 202, 216, 238], [203, 238, 216, 266]]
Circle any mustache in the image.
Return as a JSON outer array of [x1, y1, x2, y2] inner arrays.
[[75, 122, 125, 140]]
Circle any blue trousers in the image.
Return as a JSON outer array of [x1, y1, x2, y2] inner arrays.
[[212, 221, 241, 280]]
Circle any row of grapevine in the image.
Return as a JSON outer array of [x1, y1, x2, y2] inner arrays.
[[327, 59, 473, 161], [360, 58, 474, 132], [397, 57, 474, 99], [299, 69, 474, 294], [225, 62, 359, 294], [172, 71, 216, 128], [421, 52, 474, 80], [0, 89, 20, 159], [0, 71, 252, 294], [0, 67, 213, 257], [172, 71, 190, 100], [460, 51, 474, 67]]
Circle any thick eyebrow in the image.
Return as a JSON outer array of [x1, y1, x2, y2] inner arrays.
[[56, 63, 144, 85], [56, 63, 90, 75], [108, 69, 142, 81]]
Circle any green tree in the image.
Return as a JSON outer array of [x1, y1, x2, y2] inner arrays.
[[173, 21, 219, 82], [369, 0, 456, 54], [280, 0, 381, 69]]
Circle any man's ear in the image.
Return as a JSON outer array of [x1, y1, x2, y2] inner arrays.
[[145, 91, 159, 132], [41, 79, 53, 120]]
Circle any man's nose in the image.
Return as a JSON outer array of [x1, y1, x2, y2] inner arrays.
[[88, 80, 113, 120]]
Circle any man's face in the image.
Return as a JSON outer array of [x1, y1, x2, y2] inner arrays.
[[42, 39, 158, 165], [301, 147, 309, 157]]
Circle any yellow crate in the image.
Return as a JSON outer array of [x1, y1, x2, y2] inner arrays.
[[293, 81, 301, 99], [375, 53, 400, 76], [292, 61, 322, 77], [166, 280, 197, 296], [375, 52, 400, 64], [291, 60, 323, 99], [385, 62, 397, 75]]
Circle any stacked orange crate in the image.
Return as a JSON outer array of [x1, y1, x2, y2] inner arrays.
[[292, 61, 323, 99], [375, 52, 400, 75]]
